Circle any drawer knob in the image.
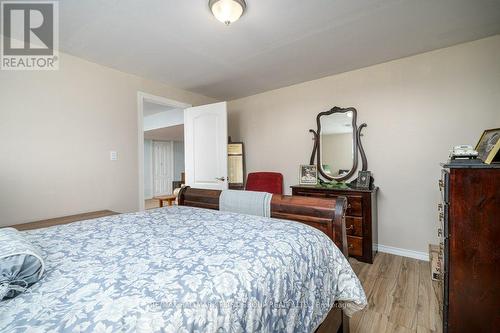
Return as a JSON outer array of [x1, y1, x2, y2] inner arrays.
[[347, 203, 352, 209], [346, 225, 354, 231], [349, 244, 354, 249]]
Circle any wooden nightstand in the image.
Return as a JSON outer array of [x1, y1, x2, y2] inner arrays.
[[154, 195, 177, 207]]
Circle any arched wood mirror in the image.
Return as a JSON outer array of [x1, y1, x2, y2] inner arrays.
[[309, 106, 368, 182]]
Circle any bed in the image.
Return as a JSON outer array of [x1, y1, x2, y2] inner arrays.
[[0, 191, 366, 332]]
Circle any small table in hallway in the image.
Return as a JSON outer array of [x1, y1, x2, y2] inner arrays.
[[154, 195, 177, 207]]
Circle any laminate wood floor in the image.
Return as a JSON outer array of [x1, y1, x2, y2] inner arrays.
[[9, 210, 118, 231], [349, 253, 442, 333]]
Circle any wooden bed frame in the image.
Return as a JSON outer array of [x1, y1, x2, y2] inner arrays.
[[178, 186, 350, 333]]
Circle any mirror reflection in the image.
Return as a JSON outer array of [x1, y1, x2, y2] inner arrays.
[[320, 112, 355, 178]]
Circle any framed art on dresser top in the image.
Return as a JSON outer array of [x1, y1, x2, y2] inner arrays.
[[299, 165, 318, 185], [356, 171, 372, 189], [475, 128, 500, 164]]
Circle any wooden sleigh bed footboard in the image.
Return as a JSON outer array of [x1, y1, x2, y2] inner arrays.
[[178, 186, 350, 333]]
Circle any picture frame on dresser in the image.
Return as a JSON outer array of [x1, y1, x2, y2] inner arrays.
[[355, 171, 372, 189], [299, 165, 318, 185], [475, 128, 500, 164]]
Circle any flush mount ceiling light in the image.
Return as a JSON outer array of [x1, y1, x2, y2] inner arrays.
[[209, 0, 246, 25]]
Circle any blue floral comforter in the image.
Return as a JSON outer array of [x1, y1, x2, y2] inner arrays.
[[0, 206, 366, 332]]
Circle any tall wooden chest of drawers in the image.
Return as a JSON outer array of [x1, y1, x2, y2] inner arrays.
[[438, 164, 500, 332], [291, 185, 378, 263]]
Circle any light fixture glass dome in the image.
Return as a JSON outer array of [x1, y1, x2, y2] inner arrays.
[[209, 0, 246, 25]]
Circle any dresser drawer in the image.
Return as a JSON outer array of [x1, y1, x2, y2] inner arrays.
[[345, 196, 363, 217], [347, 236, 363, 257], [345, 216, 363, 237]]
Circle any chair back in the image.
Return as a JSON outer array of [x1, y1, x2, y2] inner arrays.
[[245, 172, 283, 195]]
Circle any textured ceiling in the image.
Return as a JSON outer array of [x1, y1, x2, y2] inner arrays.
[[59, 0, 500, 100]]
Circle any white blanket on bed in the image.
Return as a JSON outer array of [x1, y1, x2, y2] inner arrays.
[[219, 189, 273, 217]]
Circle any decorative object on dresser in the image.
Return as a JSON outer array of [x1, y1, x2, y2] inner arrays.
[[299, 165, 318, 185], [309, 106, 369, 183], [356, 170, 372, 189], [228, 139, 245, 189], [438, 163, 500, 333], [475, 128, 500, 164], [300, 106, 378, 263], [448, 145, 479, 160], [291, 185, 377, 264]]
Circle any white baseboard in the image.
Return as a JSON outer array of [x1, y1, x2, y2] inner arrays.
[[376, 244, 429, 261]]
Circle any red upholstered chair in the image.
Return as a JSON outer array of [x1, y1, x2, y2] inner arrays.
[[245, 172, 283, 195]]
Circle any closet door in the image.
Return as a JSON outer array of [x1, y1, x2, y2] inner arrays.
[[153, 141, 174, 196]]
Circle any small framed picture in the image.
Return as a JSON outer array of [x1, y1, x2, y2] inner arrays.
[[299, 165, 318, 185], [356, 171, 372, 189], [475, 128, 500, 164]]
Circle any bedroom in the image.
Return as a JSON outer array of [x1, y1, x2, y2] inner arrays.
[[1, 1, 499, 332]]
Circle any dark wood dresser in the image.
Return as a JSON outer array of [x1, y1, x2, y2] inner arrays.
[[438, 163, 500, 332], [291, 185, 378, 263]]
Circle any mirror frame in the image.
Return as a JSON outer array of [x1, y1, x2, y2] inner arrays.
[[309, 106, 367, 182]]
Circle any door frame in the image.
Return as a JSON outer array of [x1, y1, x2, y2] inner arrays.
[[137, 91, 191, 211]]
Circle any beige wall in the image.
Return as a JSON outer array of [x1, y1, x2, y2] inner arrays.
[[0, 51, 216, 226], [228, 35, 500, 254]]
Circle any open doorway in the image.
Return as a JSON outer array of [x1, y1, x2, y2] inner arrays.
[[137, 92, 191, 210]]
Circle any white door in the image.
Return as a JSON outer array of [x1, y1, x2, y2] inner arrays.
[[153, 141, 174, 195], [184, 102, 228, 190]]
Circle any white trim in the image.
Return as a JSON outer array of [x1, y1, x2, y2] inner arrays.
[[376, 244, 429, 261], [142, 138, 155, 201], [170, 141, 175, 190], [139, 92, 192, 109], [137, 92, 191, 211]]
